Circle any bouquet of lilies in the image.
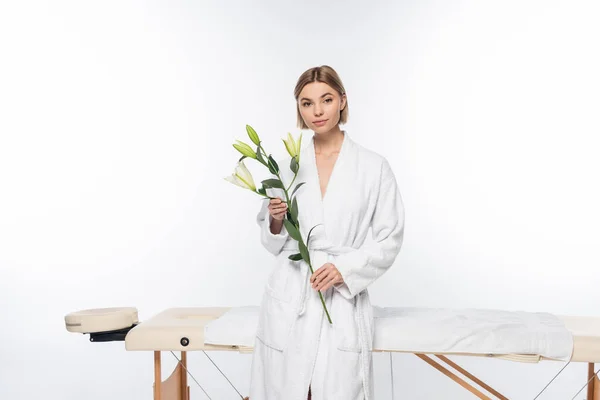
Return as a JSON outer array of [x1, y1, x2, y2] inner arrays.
[[224, 125, 333, 324]]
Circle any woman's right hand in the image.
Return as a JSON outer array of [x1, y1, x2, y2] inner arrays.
[[268, 197, 288, 221]]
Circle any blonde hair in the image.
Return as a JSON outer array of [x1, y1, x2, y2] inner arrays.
[[294, 65, 349, 130]]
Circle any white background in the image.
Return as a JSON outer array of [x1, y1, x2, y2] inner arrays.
[[1, 1, 599, 398]]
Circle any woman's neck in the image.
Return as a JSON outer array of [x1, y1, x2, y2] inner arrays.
[[313, 128, 344, 155]]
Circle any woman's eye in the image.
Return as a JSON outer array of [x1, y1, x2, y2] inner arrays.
[[302, 99, 332, 106]]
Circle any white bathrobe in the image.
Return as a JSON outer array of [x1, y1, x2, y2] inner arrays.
[[249, 130, 405, 400]]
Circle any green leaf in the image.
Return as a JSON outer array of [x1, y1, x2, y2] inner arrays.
[[288, 253, 303, 261], [261, 178, 283, 189], [290, 157, 299, 174], [286, 208, 295, 225], [283, 219, 302, 242], [268, 155, 279, 174], [291, 182, 306, 197], [299, 240, 310, 265], [256, 145, 265, 165], [257, 187, 266, 196], [291, 196, 298, 221]]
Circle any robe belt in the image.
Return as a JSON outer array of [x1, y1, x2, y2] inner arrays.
[[281, 239, 356, 316]]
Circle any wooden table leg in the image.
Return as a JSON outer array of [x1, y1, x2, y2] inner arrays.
[[154, 351, 162, 400], [416, 354, 492, 399], [180, 352, 188, 400], [589, 362, 600, 400]]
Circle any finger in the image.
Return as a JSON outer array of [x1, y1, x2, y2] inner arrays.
[[270, 203, 287, 212], [319, 280, 332, 292], [314, 270, 334, 289], [320, 269, 342, 290], [317, 274, 338, 292], [315, 264, 334, 282], [310, 266, 326, 283]]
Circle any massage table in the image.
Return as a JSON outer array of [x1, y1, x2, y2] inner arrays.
[[64, 306, 600, 400]]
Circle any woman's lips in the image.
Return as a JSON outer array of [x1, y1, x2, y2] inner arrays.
[[314, 120, 328, 126]]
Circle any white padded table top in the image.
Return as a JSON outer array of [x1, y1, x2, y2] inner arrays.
[[65, 307, 138, 334], [124, 307, 236, 352], [120, 307, 600, 363]]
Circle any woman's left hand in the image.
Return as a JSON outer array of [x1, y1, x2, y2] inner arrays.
[[310, 263, 344, 292]]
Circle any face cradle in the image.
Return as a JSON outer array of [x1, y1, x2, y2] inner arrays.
[[298, 82, 346, 133]]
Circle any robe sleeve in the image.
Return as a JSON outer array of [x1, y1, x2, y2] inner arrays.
[[256, 190, 290, 256], [332, 159, 405, 299]]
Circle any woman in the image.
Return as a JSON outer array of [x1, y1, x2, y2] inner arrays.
[[249, 65, 405, 400]]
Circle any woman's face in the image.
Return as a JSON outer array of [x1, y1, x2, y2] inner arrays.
[[298, 82, 346, 133]]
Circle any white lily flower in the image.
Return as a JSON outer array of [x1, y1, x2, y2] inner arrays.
[[224, 161, 256, 191]]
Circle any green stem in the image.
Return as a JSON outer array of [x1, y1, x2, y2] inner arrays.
[[307, 259, 333, 324], [287, 171, 298, 193]]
